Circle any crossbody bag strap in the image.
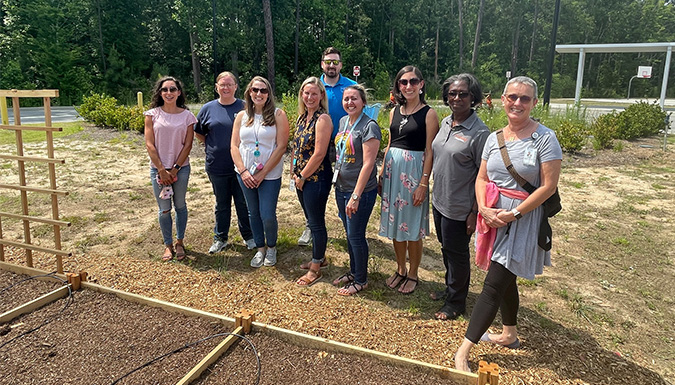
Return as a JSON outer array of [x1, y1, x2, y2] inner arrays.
[[496, 129, 537, 194]]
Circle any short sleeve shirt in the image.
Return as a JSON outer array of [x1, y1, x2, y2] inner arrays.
[[194, 99, 244, 176], [321, 74, 357, 139], [144, 107, 197, 169], [334, 114, 381, 192], [431, 111, 490, 220]]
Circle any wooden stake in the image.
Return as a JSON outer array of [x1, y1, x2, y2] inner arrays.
[[478, 361, 500, 385], [235, 309, 255, 334], [66, 272, 81, 290]]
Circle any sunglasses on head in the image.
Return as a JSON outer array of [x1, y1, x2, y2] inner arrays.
[[323, 59, 341, 66], [448, 91, 470, 99], [398, 78, 421, 87], [505, 94, 533, 103], [160, 86, 178, 93], [250, 87, 269, 94]]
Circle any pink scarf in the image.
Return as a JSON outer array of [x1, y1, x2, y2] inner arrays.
[[475, 182, 530, 270]]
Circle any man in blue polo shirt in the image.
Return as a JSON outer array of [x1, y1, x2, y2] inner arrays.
[[298, 47, 357, 247], [320, 47, 357, 139]]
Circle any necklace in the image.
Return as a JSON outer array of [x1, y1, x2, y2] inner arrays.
[[398, 101, 421, 134]]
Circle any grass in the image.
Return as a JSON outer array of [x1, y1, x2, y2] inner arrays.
[[0, 121, 84, 145]]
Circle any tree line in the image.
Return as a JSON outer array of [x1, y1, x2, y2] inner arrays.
[[1, 0, 674, 106]]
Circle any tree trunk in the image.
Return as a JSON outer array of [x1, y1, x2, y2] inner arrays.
[[262, 0, 275, 91], [294, 0, 300, 77], [434, 20, 439, 82], [528, 0, 539, 64], [458, 0, 464, 69], [471, 0, 485, 69], [188, 14, 201, 95], [510, 16, 521, 76], [345, 0, 350, 44], [95, 0, 106, 72]]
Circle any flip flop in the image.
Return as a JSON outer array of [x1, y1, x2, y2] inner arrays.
[[175, 244, 187, 261], [385, 271, 407, 289], [300, 259, 329, 270], [398, 277, 418, 294], [480, 332, 521, 349], [296, 270, 322, 286]]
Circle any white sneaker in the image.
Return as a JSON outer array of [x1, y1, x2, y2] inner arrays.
[[245, 238, 256, 250], [298, 227, 312, 246], [208, 239, 227, 254], [263, 247, 277, 266], [250, 251, 265, 268]]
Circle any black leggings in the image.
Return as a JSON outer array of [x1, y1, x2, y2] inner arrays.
[[465, 261, 519, 344]]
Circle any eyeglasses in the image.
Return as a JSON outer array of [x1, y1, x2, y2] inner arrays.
[[505, 94, 533, 103], [448, 91, 470, 99], [160, 86, 178, 93], [398, 78, 421, 87], [250, 87, 269, 94], [323, 59, 341, 66], [218, 83, 236, 88]]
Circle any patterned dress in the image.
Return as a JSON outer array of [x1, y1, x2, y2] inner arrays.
[[379, 106, 430, 241]]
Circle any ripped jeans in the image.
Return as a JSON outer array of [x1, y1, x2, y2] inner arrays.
[[150, 166, 190, 245]]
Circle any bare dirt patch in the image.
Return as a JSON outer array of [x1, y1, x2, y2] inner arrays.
[[1, 125, 673, 384]]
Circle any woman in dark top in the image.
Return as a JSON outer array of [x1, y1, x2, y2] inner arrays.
[[195, 71, 254, 254], [291, 77, 333, 286], [430, 73, 490, 320], [379, 66, 439, 294]]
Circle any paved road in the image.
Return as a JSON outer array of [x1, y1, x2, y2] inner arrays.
[[2, 106, 82, 124]]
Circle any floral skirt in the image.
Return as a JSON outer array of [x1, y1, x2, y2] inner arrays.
[[378, 147, 429, 241]]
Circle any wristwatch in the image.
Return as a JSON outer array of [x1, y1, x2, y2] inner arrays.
[[510, 208, 522, 219], [173, 163, 182, 171], [351, 193, 360, 201]]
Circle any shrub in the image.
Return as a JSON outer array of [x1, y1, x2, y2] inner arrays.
[[554, 120, 588, 153], [615, 102, 666, 140], [77, 92, 149, 131], [281, 91, 299, 146], [591, 112, 618, 150]]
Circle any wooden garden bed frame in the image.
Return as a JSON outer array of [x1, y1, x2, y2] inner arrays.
[[0, 260, 500, 384]]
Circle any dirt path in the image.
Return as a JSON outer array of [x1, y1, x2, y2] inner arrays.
[[0, 125, 673, 384]]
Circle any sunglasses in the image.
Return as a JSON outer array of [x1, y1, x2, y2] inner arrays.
[[398, 78, 421, 87], [160, 86, 178, 93], [448, 91, 470, 99], [505, 94, 533, 103], [323, 59, 341, 66], [250, 87, 269, 94]]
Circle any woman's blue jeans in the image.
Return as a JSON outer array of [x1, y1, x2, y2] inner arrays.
[[208, 172, 253, 243], [237, 176, 281, 248], [151, 166, 190, 246], [335, 188, 377, 285], [296, 172, 332, 264]]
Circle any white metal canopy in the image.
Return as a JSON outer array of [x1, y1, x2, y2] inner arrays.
[[555, 42, 674, 108]]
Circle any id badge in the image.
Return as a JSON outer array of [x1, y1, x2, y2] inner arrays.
[[523, 145, 537, 166], [289, 177, 296, 191], [332, 162, 341, 184], [249, 162, 259, 175]]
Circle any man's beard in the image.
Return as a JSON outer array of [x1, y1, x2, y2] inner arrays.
[[324, 69, 338, 78]]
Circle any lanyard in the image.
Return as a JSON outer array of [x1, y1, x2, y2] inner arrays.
[[336, 112, 364, 166], [253, 114, 262, 157]]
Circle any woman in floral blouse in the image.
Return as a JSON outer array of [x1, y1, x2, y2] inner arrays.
[[291, 77, 333, 286]]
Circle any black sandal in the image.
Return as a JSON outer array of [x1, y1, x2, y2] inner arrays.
[[435, 304, 464, 320], [385, 271, 407, 289], [332, 272, 355, 286]]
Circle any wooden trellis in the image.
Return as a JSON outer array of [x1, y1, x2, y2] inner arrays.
[[0, 89, 71, 273]]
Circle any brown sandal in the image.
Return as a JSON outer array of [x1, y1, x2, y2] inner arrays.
[[296, 269, 322, 286], [162, 245, 174, 261], [175, 243, 186, 261]]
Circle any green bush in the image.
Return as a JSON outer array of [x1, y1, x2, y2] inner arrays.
[[77, 92, 149, 131], [554, 120, 588, 153], [281, 91, 299, 146], [591, 112, 618, 150], [477, 107, 507, 132], [615, 101, 666, 140]]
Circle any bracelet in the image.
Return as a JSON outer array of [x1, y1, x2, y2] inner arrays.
[[419, 183, 428, 187]]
